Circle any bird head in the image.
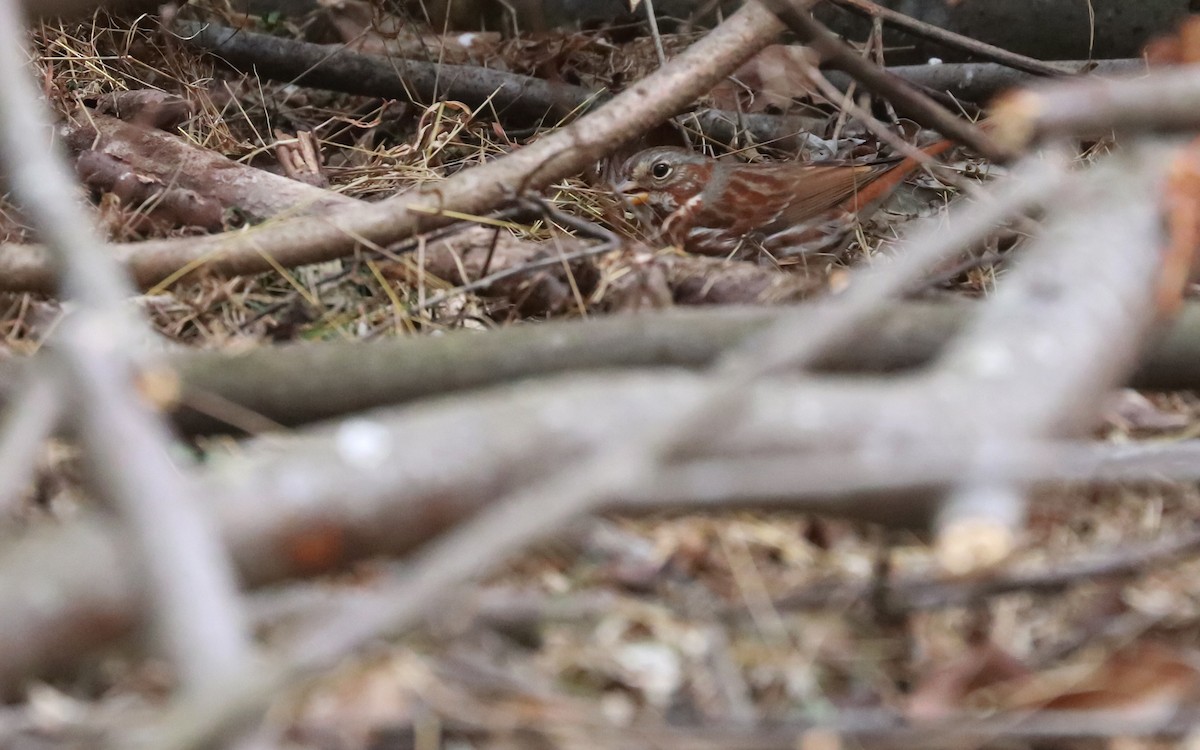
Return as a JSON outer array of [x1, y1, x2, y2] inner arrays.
[[615, 146, 711, 214]]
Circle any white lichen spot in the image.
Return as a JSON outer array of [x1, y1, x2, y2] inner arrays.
[[679, 626, 708, 658], [25, 582, 67, 615], [841, 549, 874, 577], [615, 642, 682, 706], [27, 685, 87, 730], [1025, 331, 1060, 361], [76, 312, 121, 354], [600, 691, 635, 725], [334, 418, 393, 469], [785, 394, 825, 430], [1125, 585, 1176, 617], [536, 390, 585, 434], [962, 343, 1014, 378]]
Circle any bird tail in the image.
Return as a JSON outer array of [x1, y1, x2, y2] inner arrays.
[[838, 136, 958, 216]]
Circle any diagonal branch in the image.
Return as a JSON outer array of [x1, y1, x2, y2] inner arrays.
[[827, 0, 1073, 77], [760, 0, 1012, 161], [928, 143, 1173, 573]]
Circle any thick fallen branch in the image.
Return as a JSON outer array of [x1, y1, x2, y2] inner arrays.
[[9, 405, 1200, 694], [7, 293, 1200, 438], [148, 300, 1200, 433], [926, 144, 1169, 572], [184, 14, 1144, 121], [63, 112, 355, 219], [178, 20, 1149, 146], [825, 59, 1144, 104], [176, 19, 825, 148], [176, 19, 595, 125], [637, 440, 1200, 522], [993, 64, 1200, 149], [63, 111, 599, 316], [0, 366, 992, 691]]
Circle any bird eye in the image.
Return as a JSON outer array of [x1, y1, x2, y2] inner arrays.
[[650, 161, 672, 180]]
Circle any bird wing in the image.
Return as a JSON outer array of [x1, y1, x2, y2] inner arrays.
[[705, 161, 893, 237], [689, 158, 899, 240], [770, 162, 895, 229]]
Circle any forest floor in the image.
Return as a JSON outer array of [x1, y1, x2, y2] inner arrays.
[[6, 4, 1200, 749]]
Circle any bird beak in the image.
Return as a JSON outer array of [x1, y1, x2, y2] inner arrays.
[[616, 180, 650, 206]]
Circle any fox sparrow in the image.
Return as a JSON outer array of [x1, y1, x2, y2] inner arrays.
[[616, 145, 938, 258]]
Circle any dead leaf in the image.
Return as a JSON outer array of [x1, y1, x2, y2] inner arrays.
[[1144, 15, 1200, 66], [907, 641, 1032, 722], [1158, 134, 1200, 315], [275, 129, 328, 188], [93, 89, 195, 131], [1012, 642, 1200, 722], [914, 640, 1200, 725], [709, 45, 820, 113]]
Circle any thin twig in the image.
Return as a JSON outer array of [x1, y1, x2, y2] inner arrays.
[[416, 243, 615, 312], [760, 0, 1013, 162], [415, 195, 619, 312], [641, 0, 669, 67], [828, 0, 1073, 77]]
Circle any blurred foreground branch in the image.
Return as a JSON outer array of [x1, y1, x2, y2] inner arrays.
[[0, 0, 252, 693]]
